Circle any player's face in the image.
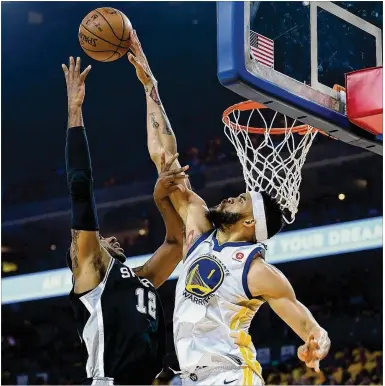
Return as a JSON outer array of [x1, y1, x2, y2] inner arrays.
[[216, 192, 253, 217], [99, 236, 126, 259], [207, 192, 255, 235]]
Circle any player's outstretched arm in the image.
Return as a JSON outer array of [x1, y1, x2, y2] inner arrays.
[[128, 32, 213, 243], [134, 153, 187, 288], [128, 30, 178, 168], [63, 56, 101, 271], [248, 261, 331, 373]]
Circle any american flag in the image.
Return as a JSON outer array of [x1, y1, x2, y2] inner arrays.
[[250, 31, 274, 68]]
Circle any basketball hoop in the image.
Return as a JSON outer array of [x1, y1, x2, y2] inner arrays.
[[223, 101, 330, 224]]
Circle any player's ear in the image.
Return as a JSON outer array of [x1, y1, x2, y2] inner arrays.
[[242, 218, 256, 228]]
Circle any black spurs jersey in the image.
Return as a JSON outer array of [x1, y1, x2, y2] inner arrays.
[[69, 257, 166, 385]]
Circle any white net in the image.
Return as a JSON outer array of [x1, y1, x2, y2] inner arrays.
[[223, 102, 319, 224]]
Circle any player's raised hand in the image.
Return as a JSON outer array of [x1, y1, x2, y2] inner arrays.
[[128, 53, 154, 88], [128, 30, 156, 88], [298, 329, 330, 372], [62, 56, 91, 110], [153, 152, 189, 201]]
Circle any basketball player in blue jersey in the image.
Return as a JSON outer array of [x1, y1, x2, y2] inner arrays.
[[128, 33, 331, 386], [62, 56, 189, 385]]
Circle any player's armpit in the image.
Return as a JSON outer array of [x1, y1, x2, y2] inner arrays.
[[133, 241, 182, 288], [70, 230, 101, 269]]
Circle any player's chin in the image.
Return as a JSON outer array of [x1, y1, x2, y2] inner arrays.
[[115, 248, 126, 257], [214, 203, 226, 212], [112, 249, 126, 263], [106, 245, 126, 259]]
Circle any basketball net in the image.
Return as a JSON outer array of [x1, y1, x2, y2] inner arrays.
[[223, 101, 320, 224]]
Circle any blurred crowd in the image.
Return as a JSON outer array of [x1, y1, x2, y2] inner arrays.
[[262, 347, 383, 385]]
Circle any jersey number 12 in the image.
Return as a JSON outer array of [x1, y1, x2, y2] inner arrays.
[[120, 267, 157, 319], [135, 288, 156, 319]]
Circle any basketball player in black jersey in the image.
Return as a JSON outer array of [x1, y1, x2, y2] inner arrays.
[[62, 57, 188, 385]]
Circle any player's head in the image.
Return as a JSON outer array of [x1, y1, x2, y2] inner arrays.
[[99, 236, 126, 263], [66, 235, 126, 271], [207, 191, 284, 242]]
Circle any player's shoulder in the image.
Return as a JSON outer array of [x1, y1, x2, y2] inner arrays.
[[249, 258, 284, 279], [247, 258, 289, 297]]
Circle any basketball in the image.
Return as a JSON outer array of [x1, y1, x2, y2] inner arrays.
[[79, 8, 132, 62]]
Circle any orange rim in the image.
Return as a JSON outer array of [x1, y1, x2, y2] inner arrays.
[[223, 100, 328, 136]]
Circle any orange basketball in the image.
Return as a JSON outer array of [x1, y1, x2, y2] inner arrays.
[[79, 8, 132, 62]]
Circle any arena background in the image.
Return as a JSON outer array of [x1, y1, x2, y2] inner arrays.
[[1, 1, 383, 385]]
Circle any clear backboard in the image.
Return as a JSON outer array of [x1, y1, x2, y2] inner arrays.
[[217, 1, 383, 155]]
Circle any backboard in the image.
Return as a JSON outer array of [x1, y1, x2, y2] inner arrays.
[[217, 1, 383, 155]]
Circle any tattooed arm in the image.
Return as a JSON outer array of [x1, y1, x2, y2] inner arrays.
[[128, 30, 179, 164], [63, 57, 101, 271], [145, 83, 177, 168], [128, 32, 212, 246]]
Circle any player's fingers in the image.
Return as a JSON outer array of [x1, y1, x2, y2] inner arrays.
[[305, 359, 316, 370], [79, 65, 92, 83], [307, 334, 315, 344], [129, 54, 146, 73], [128, 53, 139, 66], [62, 64, 69, 79], [134, 54, 148, 70], [298, 349, 307, 360], [164, 166, 189, 176], [173, 165, 189, 173], [75, 57, 81, 77], [69, 56, 75, 78], [128, 53, 135, 64], [133, 30, 143, 50], [164, 174, 188, 181], [298, 352, 308, 363], [129, 31, 138, 49], [133, 30, 139, 44], [298, 344, 311, 363], [164, 153, 179, 170], [171, 175, 189, 180], [313, 360, 320, 373]]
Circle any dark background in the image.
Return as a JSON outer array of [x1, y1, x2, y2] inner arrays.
[[2, 1, 237, 192]]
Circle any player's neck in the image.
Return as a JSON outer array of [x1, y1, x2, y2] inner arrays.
[[216, 228, 250, 244]]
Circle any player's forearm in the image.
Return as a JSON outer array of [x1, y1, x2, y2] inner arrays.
[[134, 241, 182, 288], [66, 123, 99, 232], [296, 302, 328, 343], [145, 84, 193, 195], [145, 83, 177, 156], [68, 106, 84, 129], [155, 196, 184, 245]]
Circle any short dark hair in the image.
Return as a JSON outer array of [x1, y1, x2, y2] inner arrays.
[[260, 191, 284, 239]]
